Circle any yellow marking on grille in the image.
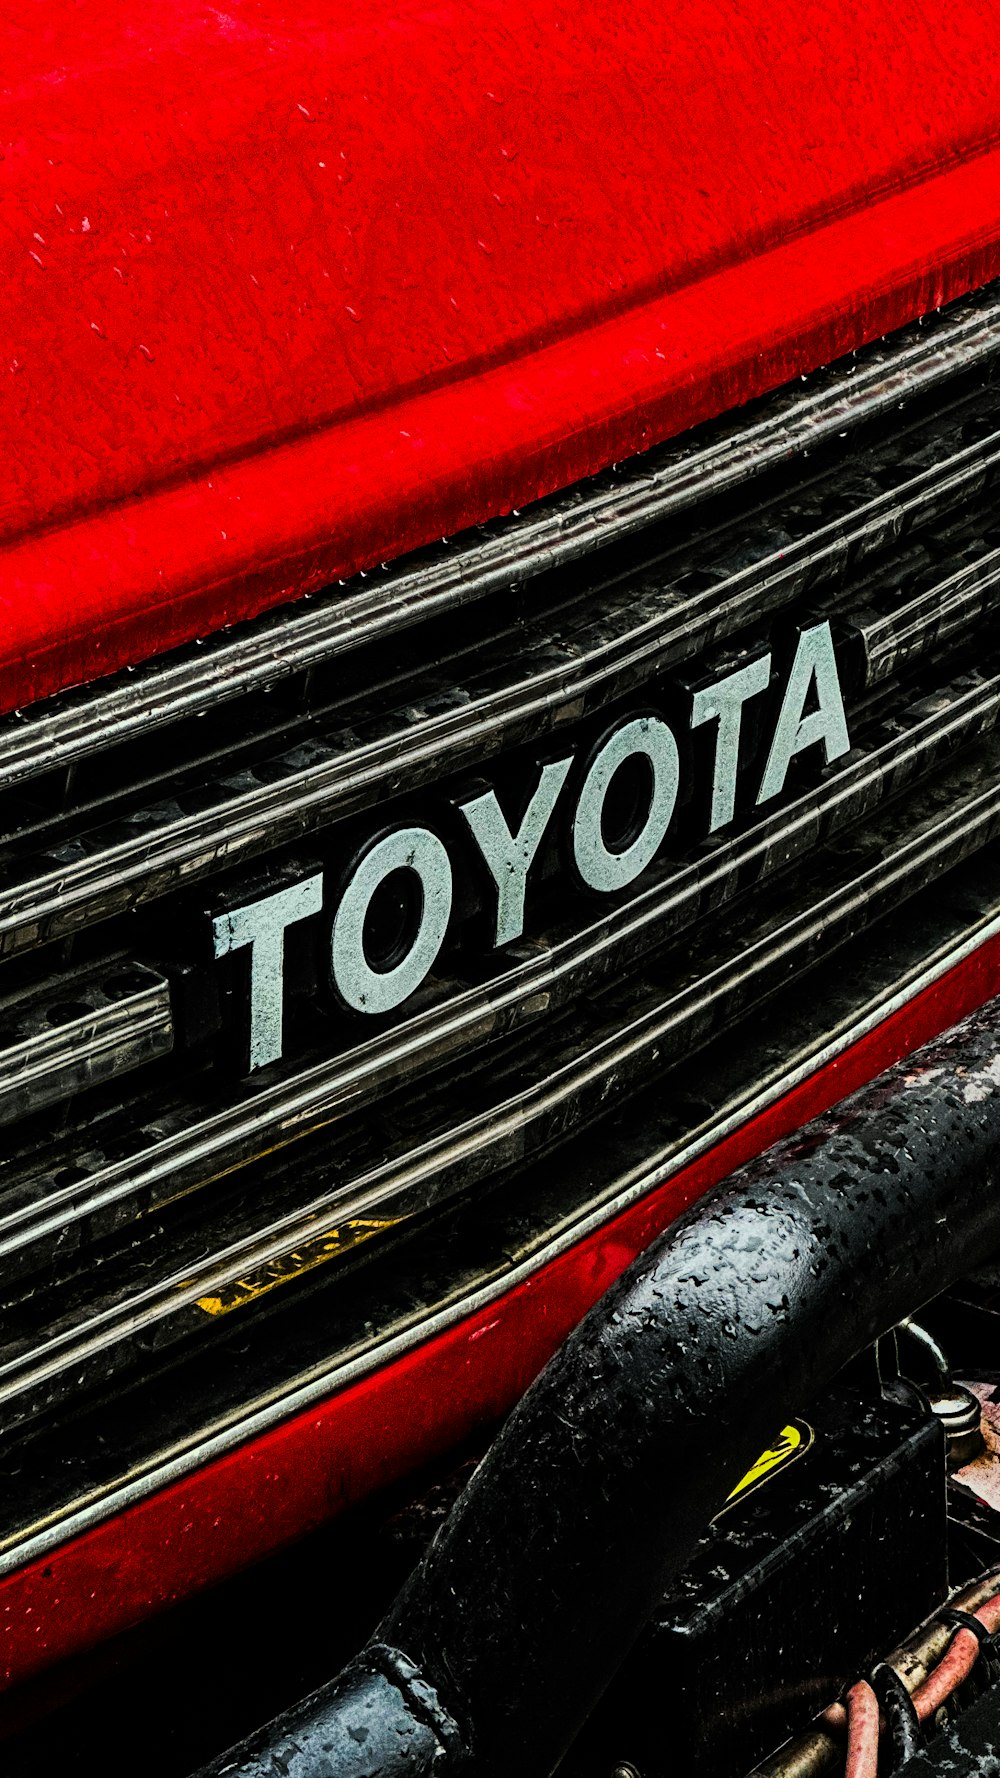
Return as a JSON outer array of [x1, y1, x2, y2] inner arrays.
[[717, 1420, 814, 1515], [193, 1218, 401, 1317]]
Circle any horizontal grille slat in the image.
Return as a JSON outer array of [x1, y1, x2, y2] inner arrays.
[[0, 960, 171, 1128], [847, 539, 1000, 683]]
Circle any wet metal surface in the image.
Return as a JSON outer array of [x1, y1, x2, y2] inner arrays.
[[560, 1379, 947, 1778], [198, 997, 1000, 1777]]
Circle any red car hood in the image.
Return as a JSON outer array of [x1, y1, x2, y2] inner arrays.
[[2, 0, 1000, 710]]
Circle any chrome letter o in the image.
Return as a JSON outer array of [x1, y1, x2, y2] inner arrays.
[[571, 716, 679, 893], [331, 826, 453, 1014]]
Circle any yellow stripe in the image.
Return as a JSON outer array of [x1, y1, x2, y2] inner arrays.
[[193, 1218, 401, 1317]]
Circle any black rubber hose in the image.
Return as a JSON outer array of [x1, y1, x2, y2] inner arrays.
[[871, 1661, 922, 1768], [195, 999, 1000, 1778]]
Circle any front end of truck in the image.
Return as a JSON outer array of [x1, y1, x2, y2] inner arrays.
[[5, 4, 1000, 1772]]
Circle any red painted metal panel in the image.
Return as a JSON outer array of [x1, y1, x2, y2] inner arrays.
[[1, 1, 1000, 708], [0, 936, 997, 1692]]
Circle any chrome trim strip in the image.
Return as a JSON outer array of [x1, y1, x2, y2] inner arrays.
[[0, 961, 172, 1128], [2, 423, 999, 957], [2, 669, 997, 1279], [0, 736, 998, 1435], [2, 880, 998, 1574], [856, 541, 1000, 685], [0, 287, 998, 797]]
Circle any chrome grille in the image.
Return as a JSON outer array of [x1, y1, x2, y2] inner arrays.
[[4, 382, 1000, 953], [3, 285, 1000, 1564]]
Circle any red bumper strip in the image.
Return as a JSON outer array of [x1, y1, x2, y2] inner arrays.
[[0, 935, 998, 1687]]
